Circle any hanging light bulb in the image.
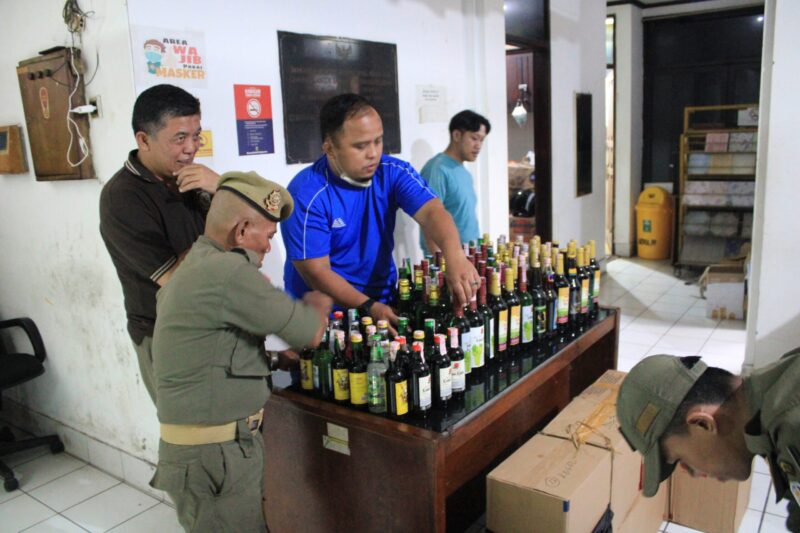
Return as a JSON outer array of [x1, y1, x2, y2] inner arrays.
[[512, 84, 528, 127]]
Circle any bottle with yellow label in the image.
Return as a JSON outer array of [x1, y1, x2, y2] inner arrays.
[[348, 333, 368, 410], [554, 252, 570, 341], [503, 262, 521, 353], [331, 331, 350, 404], [489, 270, 509, 361], [386, 341, 409, 419], [299, 347, 314, 392], [578, 247, 591, 328]]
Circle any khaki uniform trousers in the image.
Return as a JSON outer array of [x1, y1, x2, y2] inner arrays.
[[150, 420, 266, 533], [132, 336, 157, 404]]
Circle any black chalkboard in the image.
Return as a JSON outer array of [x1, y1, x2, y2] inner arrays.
[[277, 31, 401, 165], [576, 93, 592, 197]]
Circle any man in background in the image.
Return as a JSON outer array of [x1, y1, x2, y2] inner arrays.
[[99, 84, 220, 403], [420, 110, 490, 254]]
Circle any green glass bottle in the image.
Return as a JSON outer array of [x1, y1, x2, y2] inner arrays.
[[312, 329, 333, 399], [331, 331, 350, 405], [366, 335, 387, 414]]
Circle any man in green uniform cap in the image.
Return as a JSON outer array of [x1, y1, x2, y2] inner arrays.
[[617, 350, 800, 532], [150, 171, 332, 532]]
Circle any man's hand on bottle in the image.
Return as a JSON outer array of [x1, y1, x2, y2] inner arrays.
[[370, 301, 399, 337], [445, 255, 481, 306], [275, 349, 300, 371]]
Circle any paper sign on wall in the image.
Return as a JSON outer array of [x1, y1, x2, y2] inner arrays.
[[416, 85, 448, 123], [196, 130, 213, 158], [234, 84, 274, 156], [130, 26, 208, 90]]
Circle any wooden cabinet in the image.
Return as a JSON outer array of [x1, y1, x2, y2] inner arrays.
[[262, 309, 619, 532]]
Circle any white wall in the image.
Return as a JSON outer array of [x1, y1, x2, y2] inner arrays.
[[744, 0, 800, 370], [0, 0, 155, 465], [549, 0, 607, 248], [0, 0, 507, 469], [607, 4, 643, 257]]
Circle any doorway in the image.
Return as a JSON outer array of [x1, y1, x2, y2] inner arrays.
[[504, 0, 552, 241], [605, 15, 616, 256]]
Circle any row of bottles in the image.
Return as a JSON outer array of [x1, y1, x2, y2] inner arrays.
[[297, 233, 602, 423], [300, 325, 467, 419]]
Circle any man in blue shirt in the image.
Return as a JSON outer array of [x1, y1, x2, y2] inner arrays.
[[282, 94, 480, 328], [420, 110, 490, 254]]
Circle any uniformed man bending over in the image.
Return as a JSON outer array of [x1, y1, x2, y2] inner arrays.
[[617, 351, 800, 532], [150, 171, 332, 532]]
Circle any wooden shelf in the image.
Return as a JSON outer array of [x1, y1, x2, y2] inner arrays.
[[675, 103, 758, 270]]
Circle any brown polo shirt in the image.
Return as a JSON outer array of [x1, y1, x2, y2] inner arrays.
[[99, 150, 207, 344]]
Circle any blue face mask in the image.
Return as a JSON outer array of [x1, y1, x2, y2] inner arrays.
[[145, 51, 161, 63]]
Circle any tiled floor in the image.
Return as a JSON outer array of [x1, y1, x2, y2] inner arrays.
[[0, 257, 791, 532], [603, 257, 790, 533], [0, 427, 181, 532]]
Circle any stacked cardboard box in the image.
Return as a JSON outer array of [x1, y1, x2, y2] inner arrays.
[[487, 370, 667, 533], [668, 465, 752, 533]]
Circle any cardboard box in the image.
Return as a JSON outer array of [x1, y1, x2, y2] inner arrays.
[[487, 434, 612, 533], [669, 465, 752, 533], [542, 370, 641, 532], [699, 264, 746, 320], [617, 479, 669, 533]]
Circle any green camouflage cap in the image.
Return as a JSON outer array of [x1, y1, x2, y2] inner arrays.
[[217, 171, 294, 222], [616, 354, 707, 497]]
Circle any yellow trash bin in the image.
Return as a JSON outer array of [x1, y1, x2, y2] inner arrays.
[[635, 186, 673, 260]]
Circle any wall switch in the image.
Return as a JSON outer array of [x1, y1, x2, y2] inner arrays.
[[89, 96, 101, 118]]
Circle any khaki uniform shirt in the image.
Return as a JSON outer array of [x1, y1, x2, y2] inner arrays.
[[744, 348, 800, 516], [153, 236, 320, 425]]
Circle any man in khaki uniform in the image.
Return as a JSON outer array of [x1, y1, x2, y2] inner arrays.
[[617, 350, 800, 532], [150, 171, 332, 532]]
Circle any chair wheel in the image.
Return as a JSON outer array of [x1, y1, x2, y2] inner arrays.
[[0, 427, 15, 442], [50, 440, 65, 454], [4, 477, 19, 492]]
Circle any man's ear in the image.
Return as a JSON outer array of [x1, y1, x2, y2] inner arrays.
[[451, 130, 463, 143], [232, 219, 250, 246], [322, 136, 335, 157], [135, 131, 150, 151], [686, 409, 718, 435]]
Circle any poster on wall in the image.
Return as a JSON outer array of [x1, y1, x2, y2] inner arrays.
[[196, 130, 213, 158], [234, 84, 274, 156], [416, 85, 447, 123], [277, 31, 400, 164], [130, 26, 208, 91]]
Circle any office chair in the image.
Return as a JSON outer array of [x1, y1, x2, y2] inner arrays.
[[0, 317, 63, 492]]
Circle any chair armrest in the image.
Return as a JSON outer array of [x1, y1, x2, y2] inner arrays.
[[0, 317, 47, 363]]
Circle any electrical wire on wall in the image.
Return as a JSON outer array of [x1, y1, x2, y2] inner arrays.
[[62, 0, 94, 168]]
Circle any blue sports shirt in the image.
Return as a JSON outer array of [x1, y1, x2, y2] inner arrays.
[[282, 154, 437, 303]]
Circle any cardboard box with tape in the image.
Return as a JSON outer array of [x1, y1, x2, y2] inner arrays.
[[487, 370, 667, 533]]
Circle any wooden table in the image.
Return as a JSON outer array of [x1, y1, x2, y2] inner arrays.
[[263, 308, 619, 532]]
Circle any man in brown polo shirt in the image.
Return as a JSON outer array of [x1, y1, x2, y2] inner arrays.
[[99, 84, 220, 402]]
